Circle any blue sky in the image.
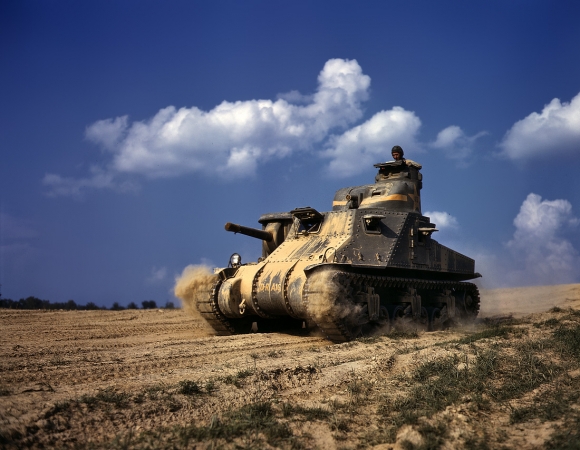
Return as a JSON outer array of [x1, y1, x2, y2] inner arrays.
[[1, 1, 580, 307]]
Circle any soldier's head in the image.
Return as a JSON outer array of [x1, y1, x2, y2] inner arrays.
[[391, 145, 404, 160]]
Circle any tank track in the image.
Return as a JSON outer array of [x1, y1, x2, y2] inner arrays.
[[303, 270, 480, 342], [195, 277, 238, 335]]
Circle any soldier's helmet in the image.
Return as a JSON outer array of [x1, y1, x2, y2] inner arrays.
[[391, 145, 404, 157]]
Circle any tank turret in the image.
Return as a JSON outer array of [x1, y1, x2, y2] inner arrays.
[[333, 160, 423, 213], [195, 160, 481, 342]]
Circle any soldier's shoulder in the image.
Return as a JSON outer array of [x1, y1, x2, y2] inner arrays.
[[404, 159, 422, 169]]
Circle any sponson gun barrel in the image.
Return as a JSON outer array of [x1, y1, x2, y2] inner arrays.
[[224, 222, 273, 242]]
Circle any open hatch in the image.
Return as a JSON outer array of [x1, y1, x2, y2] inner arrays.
[[291, 207, 324, 235]]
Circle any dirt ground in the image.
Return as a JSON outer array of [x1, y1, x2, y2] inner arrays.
[[1, 284, 580, 449]]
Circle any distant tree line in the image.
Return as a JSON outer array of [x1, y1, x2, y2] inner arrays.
[[0, 296, 177, 311]]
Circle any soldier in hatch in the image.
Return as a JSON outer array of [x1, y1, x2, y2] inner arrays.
[[375, 145, 422, 182], [390, 145, 420, 167], [391, 145, 404, 161]]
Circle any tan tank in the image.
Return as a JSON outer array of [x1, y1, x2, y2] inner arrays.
[[197, 160, 481, 342]]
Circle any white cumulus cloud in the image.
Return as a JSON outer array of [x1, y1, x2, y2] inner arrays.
[[505, 193, 579, 286], [45, 59, 371, 196], [322, 108, 422, 177], [85, 116, 129, 151], [430, 125, 487, 166], [499, 92, 580, 160], [423, 211, 459, 230]]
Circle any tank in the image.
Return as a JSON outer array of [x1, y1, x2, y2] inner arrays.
[[197, 160, 481, 342]]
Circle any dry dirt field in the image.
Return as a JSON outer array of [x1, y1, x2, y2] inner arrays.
[[1, 284, 580, 449]]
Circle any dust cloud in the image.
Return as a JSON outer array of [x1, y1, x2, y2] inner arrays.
[[307, 269, 395, 337], [174, 265, 218, 320], [306, 269, 363, 321]]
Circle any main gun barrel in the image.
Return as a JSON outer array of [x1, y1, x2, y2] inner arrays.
[[225, 222, 273, 242]]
